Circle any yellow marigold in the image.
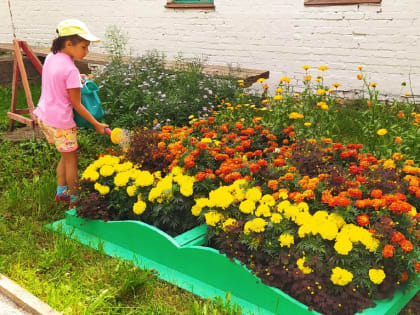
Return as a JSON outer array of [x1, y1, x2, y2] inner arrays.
[[81, 169, 99, 182], [191, 198, 208, 216], [297, 257, 313, 274], [209, 187, 235, 209], [255, 204, 271, 217], [244, 218, 268, 234], [392, 152, 404, 161], [289, 112, 304, 119], [273, 94, 283, 101], [377, 128, 388, 136], [133, 200, 146, 215], [180, 181, 194, 197], [369, 269, 386, 285], [114, 171, 131, 187], [320, 103, 329, 110], [383, 159, 396, 170], [135, 170, 154, 187], [277, 200, 291, 212], [114, 161, 133, 172], [245, 187, 262, 202], [94, 183, 110, 195], [278, 233, 294, 248], [261, 194, 275, 206], [126, 185, 137, 197], [222, 218, 237, 231], [99, 165, 115, 177], [318, 65, 329, 71], [331, 267, 353, 286], [304, 122, 312, 127], [334, 239, 353, 255], [316, 89, 326, 95], [270, 213, 282, 224], [239, 200, 256, 214], [204, 211, 224, 226]]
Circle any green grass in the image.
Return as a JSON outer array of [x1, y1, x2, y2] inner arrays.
[[0, 84, 241, 315]]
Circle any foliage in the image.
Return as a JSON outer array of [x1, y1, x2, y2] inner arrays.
[[94, 27, 245, 129]]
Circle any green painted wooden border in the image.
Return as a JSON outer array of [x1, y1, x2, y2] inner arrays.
[[45, 210, 419, 315]]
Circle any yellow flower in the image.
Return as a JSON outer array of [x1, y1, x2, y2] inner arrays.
[[377, 128, 388, 136], [302, 65, 311, 70], [331, 267, 353, 286], [257, 78, 265, 83], [270, 213, 282, 224], [316, 89, 326, 95], [280, 76, 291, 83], [244, 218, 267, 234], [204, 211, 223, 226], [239, 200, 256, 214], [332, 83, 341, 88], [255, 204, 271, 217], [318, 65, 329, 71], [369, 82, 377, 88], [191, 198, 208, 216], [99, 165, 115, 177], [304, 122, 312, 127], [383, 159, 396, 170], [126, 185, 137, 197], [297, 257, 313, 274], [278, 233, 294, 248], [222, 218, 237, 231], [273, 94, 283, 101], [275, 88, 283, 93], [133, 200, 146, 215], [304, 75, 312, 81], [369, 269, 386, 285], [135, 171, 154, 187], [334, 239, 353, 255], [289, 112, 304, 119], [94, 183, 110, 195], [245, 187, 262, 202]]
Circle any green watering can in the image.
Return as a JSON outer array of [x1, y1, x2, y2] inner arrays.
[[73, 78, 104, 128]]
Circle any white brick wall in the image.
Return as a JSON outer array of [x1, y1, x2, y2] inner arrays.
[[1, 0, 419, 98]]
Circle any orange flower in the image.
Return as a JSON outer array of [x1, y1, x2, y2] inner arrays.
[[195, 171, 207, 181], [267, 180, 279, 191], [283, 173, 294, 180], [416, 262, 420, 273], [400, 240, 413, 253], [397, 112, 404, 118], [357, 74, 363, 80], [370, 189, 383, 199], [382, 244, 395, 258], [391, 231, 405, 244], [394, 136, 402, 144], [399, 272, 408, 282], [367, 101, 373, 107], [357, 214, 370, 227]]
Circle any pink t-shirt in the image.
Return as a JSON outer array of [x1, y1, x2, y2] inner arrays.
[[34, 52, 82, 129]]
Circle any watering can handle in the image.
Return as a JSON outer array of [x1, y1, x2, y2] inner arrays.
[[105, 128, 112, 136]]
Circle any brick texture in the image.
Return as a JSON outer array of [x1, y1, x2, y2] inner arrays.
[[0, 0, 419, 98]]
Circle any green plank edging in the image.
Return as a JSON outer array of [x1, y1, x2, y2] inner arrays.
[[45, 210, 419, 315]]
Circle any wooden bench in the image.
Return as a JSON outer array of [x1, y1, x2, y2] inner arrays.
[[0, 43, 269, 87]]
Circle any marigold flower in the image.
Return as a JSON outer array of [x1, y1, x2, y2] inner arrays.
[[394, 136, 403, 144], [297, 257, 313, 274], [400, 239, 413, 253], [369, 269, 386, 285], [278, 233, 294, 248], [377, 128, 387, 136], [391, 231, 405, 244], [382, 244, 395, 258], [331, 267, 353, 286], [357, 214, 370, 227]]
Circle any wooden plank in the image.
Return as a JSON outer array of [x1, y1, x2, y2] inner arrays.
[[20, 41, 43, 74], [7, 112, 34, 127], [0, 42, 269, 84], [9, 57, 19, 131], [305, 0, 381, 5]]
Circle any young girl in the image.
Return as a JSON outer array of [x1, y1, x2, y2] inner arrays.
[[34, 19, 108, 207]]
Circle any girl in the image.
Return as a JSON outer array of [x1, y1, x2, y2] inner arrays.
[[34, 19, 108, 207]]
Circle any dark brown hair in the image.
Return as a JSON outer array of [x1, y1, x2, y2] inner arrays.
[[51, 34, 85, 54]]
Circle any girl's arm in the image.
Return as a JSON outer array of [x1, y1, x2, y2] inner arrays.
[[68, 88, 108, 134]]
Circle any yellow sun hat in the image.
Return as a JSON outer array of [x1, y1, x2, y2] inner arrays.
[[56, 19, 100, 42]]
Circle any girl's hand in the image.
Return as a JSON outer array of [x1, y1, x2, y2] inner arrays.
[[95, 122, 109, 134]]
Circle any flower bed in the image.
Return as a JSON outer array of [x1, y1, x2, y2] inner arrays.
[[47, 209, 418, 315], [71, 113, 420, 314]]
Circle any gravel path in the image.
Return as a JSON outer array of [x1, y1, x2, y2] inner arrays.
[[0, 292, 32, 315]]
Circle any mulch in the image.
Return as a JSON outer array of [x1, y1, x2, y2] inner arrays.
[[1, 126, 44, 142]]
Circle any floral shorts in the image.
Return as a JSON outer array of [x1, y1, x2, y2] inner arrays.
[[37, 119, 78, 152]]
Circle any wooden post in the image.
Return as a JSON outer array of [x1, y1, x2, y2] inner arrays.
[[7, 40, 43, 130]]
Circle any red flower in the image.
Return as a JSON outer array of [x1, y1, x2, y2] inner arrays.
[[391, 231, 405, 244], [399, 272, 408, 282], [416, 262, 420, 273], [382, 244, 395, 258], [370, 189, 383, 199], [249, 163, 260, 173], [357, 214, 370, 227], [400, 240, 413, 253], [195, 171, 207, 181]]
